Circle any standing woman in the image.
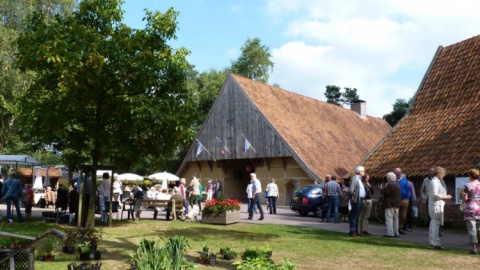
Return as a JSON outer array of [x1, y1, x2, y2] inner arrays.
[[428, 166, 452, 249], [462, 168, 480, 254], [99, 172, 111, 223], [359, 174, 374, 235], [266, 179, 279, 214], [206, 179, 213, 202]]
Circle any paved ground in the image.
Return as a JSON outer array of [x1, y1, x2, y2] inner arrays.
[[0, 203, 470, 250]]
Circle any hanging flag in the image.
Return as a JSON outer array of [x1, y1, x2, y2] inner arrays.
[[242, 134, 257, 153], [196, 140, 204, 157], [195, 139, 213, 158], [244, 137, 251, 152], [216, 137, 231, 155]]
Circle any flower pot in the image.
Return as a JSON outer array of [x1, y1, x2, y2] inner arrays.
[[202, 211, 240, 225], [209, 258, 216, 265], [79, 252, 90, 261], [93, 250, 101, 260], [67, 246, 76, 254], [43, 256, 55, 262], [197, 257, 207, 264]]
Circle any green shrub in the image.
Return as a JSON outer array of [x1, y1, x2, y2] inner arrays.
[[233, 257, 295, 270], [130, 235, 194, 270]]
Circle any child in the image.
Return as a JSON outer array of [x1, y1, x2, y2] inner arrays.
[[25, 184, 34, 220]]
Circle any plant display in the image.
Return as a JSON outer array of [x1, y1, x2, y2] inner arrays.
[[130, 236, 194, 270], [233, 258, 296, 270], [219, 246, 237, 260], [202, 194, 241, 216], [78, 241, 92, 254], [67, 261, 102, 270], [39, 236, 58, 259], [236, 245, 295, 269]]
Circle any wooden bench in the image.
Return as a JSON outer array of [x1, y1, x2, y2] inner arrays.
[[121, 198, 184, 221]]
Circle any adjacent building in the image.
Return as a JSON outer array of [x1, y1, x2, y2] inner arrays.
[[357, 35, 480, 223]]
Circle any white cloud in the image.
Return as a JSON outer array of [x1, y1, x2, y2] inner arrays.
[[266, 0, 480, 117]]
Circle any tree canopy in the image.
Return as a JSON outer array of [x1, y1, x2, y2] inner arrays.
[[15, 0, 194, 171], [383, 98, 411, 127], [231, 37, 274, 83], [0, 0, 76, 153], [324, 85, 360, 106]]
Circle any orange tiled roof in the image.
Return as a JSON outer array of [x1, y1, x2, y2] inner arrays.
[[361, 35, 480, 178], [18, 168, 61, 178], [233, 74, 391, 178]]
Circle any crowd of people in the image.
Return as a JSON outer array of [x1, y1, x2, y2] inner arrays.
[[2, 167, 479, 254]]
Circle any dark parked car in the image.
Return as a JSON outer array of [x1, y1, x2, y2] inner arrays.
[[290, 185, 323, 217]]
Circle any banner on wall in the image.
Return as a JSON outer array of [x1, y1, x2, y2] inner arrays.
[[455, 177, 469, 204]]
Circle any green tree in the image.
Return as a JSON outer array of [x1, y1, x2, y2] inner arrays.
[[0, 0, 76, 153], [231, 38, 274, 83], [324, 85, 360, 106], [16, 0, 194, 225], [383, 98, 411, 127]]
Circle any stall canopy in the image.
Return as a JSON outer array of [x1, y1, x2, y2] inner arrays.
[[0, 155, 40, 167]]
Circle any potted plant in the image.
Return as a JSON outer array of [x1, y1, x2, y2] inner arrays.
[[202, 244, 209, 253], [39, 236, 58, 262], [63, 229, 77, 254], [259, 245, 273, 259], [197, 245, 209, 264], [208, 252, 217, 265], [202, 194, 241, 225], [220, 246, 237, 260], [81, 227, 103, 251], [78, 241, 91, 261], [67, 262, 102, 270]]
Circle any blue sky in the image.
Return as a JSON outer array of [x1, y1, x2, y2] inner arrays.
[[121, 0, 480, 117]]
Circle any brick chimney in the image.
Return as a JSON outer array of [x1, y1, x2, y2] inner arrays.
[[351, 100, 366, 118]]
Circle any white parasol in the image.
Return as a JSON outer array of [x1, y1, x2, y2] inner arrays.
[[148, 171, 179, 191], [117, 173, 144, 181], [33, 169, 43, 190]]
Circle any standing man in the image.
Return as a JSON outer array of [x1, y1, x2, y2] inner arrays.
[[403, 179, 417, 232], [248, 173, 265, 220], [214, 178, 222, 199], [2, 171, 24, 223], [189, 173, 200, 209], [349, 166, 366, 237], [394, 168, 411, 235], [420, 167, 435, 226], [197, 178, 203, 214], [325, 174, 341, 223], [246, 179, 258, 215]]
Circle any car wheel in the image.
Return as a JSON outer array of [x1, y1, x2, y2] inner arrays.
[[298, 210, 309, 216], [314, 205, 322, 217]]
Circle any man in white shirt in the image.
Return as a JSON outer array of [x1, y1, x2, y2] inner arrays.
[[248, 173, 265, 220], [349, 166, 366, 237]]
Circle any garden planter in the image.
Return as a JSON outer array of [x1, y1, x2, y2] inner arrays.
[[197, 257, 207, 264], [79, 252, 90, 261], [202, 211, 240, 225], [209, 258, 216, 266], [43, 256, 55, 262], [93, 251, 101, 260], [68, 262, 102, 270]]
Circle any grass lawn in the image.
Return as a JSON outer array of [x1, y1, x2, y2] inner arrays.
[[0, 218, 477, 270]]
